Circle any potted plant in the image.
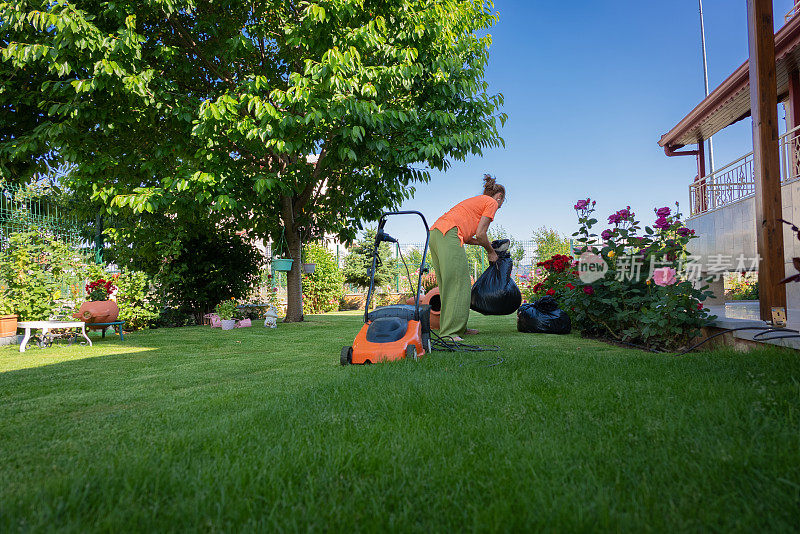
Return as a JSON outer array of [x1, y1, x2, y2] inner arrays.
[[302, 263, 316, 274], [271, 229, 294, 272], [73, 277, 119, 330], [215, 300, 239, 330], [0, 287, 17, 338]]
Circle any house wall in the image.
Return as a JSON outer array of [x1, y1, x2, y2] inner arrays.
[[686, 178, 800, 306]]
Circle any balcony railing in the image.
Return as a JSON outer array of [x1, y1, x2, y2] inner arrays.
[[787, 3, 800, 22], [689, 125, 800, 216]]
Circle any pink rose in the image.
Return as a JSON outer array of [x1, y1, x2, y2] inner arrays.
[[652, 267, 677, 286]]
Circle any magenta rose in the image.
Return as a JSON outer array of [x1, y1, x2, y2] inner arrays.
[[601, 229, 614, 240], [574, 198, 591, 211], [654, 217, 670, 230], [608, 207, 634, 225], [676, 227, 691, 237], [656, 206, 671, 218], [583, 285, 595, 295], [652, 267, 678, 286]]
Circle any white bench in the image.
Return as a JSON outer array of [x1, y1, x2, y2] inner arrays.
[[16, 321, 93, 353]]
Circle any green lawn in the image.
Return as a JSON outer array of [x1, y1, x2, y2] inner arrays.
[[1, 312, 798, 532]]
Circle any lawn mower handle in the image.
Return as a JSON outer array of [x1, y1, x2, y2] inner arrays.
[[364, 211, 430, 323]]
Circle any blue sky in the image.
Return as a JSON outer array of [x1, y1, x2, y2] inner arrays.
[[390, 0, 796, 244]]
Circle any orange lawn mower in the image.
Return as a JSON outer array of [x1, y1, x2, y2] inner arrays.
[[341, 211, 433, 365]]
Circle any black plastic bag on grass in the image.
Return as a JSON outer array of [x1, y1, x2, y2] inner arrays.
[[517, 295, 572, 334], [470, 239, 522, 315]]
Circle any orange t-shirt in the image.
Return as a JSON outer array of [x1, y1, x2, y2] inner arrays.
[[431, 195, 499, 245]]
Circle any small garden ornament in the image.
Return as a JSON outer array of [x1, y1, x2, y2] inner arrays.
[[264, 306, 278, 328]]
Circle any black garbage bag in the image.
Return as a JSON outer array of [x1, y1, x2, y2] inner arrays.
[[470, 239, 522, 315], [517, 295, 572, 334]]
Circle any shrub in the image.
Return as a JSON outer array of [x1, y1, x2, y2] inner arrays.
[[0, 286, 13, 315], [727, 274, 759, 300], [302, 243, 345, 314], [529, 200, 714, 351], [523, 254, 578, 303], [115, 270, 159, 330], [338, 294, 363, 311], [154, 307, 196, 328], [155, 231, 263, 324], [0, 230, 82, 320]]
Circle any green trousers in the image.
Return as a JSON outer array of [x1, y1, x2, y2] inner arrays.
[[429, 227, 470, 338]]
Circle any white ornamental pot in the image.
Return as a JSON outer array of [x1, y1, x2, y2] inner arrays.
[[221, 319, 237, 330]]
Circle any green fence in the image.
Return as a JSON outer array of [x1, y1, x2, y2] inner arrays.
[[0, 182, 84, 248], [0, 182, 97, 305]]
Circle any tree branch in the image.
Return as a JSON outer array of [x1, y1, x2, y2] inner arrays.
[[293, 141, 330, 212], [165, 12, 233, 88]]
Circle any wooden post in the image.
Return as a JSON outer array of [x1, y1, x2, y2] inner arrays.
[[697, 139, 707, 211], [789, 69, 800, 180], [788, 69, 800, 128], [747, 0, 787, 321]]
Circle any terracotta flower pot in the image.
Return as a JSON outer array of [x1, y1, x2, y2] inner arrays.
[[406, 287, 441, 330], [73, 300, 120, 330], [0, 314, 18, 338]]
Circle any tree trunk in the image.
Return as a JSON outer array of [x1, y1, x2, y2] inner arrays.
[[283, 227, 304, 322]]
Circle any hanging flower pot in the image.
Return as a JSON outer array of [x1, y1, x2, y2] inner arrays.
[[271, 228, 294, 272], [272, 258, 294, 272], [302, 263, 316, 274]]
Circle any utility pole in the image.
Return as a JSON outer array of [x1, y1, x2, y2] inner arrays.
[[699, 0, 715, 173]]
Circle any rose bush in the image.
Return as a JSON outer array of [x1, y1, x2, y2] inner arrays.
[[522, 254, 578, 304], [562, 200, 713, 350], [521, 201, 714, 350]]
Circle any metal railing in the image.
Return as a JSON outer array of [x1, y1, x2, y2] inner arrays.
[[689, 125, 800, 216], [787, 3, 800, 22], [0, 182, 86, 247]]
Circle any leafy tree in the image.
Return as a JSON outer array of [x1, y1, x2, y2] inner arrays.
[[532, 226, 572, 262], [404, 247, 424, 272], [302, 242, 344, 314], [342, 229, 395, 290], [1, 0, 505, 322]]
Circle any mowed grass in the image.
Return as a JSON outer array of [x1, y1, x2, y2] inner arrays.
[[1, 312, 798, 532]]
